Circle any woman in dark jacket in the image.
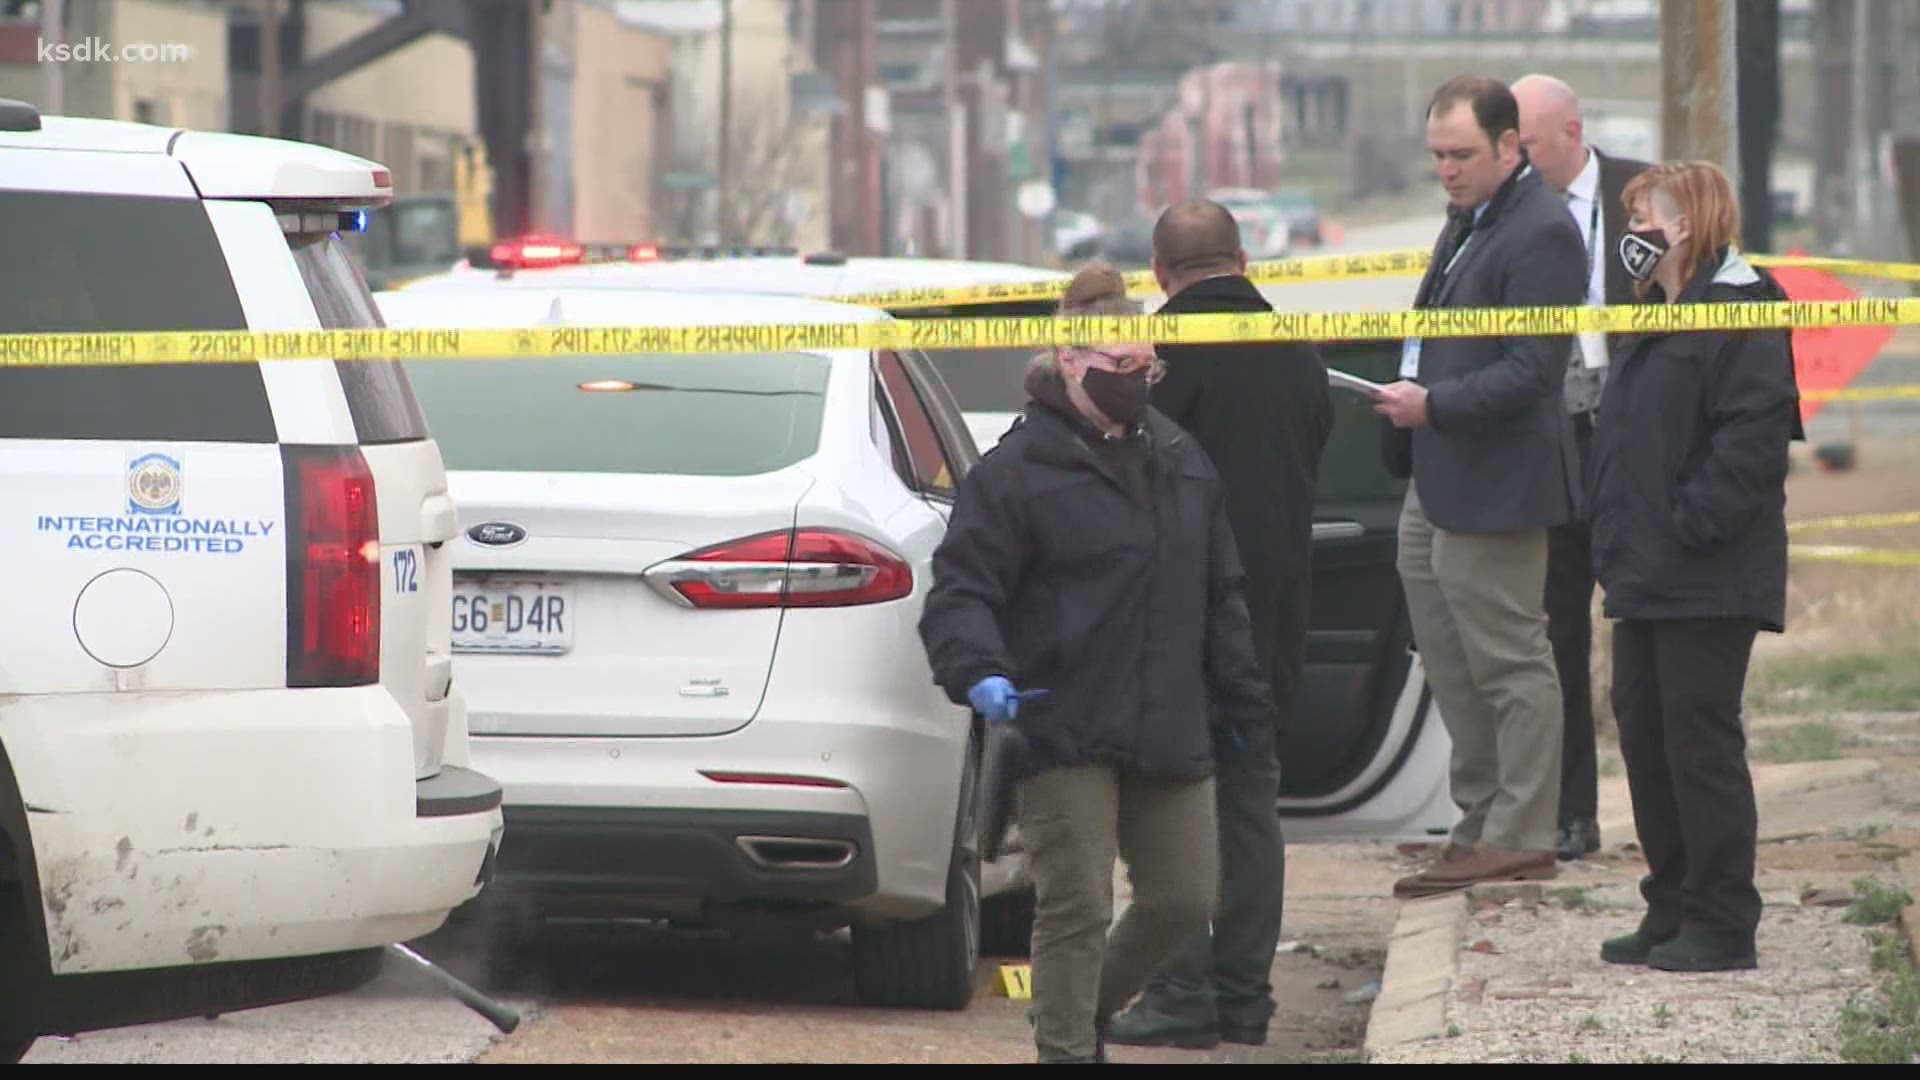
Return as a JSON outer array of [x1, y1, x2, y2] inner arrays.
[[1587, 161, 1803, 974], [918, 264, 1277, 1063]]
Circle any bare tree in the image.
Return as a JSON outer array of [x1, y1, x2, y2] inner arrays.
[[716, 108, 820, 247], [649, 107, 820, 249]]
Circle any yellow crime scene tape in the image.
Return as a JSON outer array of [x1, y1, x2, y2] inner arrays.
[[1789, 544, 1920, 568], [1787, 510, 1920, 533], [3, 297, 1919, 369], [834, 250, 1920, 311]]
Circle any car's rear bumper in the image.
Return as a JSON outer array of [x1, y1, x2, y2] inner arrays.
[[487, 806, 878, 909], [0, 686, 504, 979], [469, 713, 967, 921]]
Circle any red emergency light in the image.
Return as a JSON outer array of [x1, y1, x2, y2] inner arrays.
[[489, 236, 584, 269], [629, 243, 661, 262]]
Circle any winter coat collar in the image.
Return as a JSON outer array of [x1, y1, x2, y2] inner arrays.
[[1158, 273, 1271, 315]]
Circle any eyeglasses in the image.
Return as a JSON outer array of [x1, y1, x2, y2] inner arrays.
[[1081, 347, 1167, 385]]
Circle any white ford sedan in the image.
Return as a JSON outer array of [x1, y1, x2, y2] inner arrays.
[[376, 285, 1011, 1009]]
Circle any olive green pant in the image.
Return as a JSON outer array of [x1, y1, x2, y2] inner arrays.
[[1019, 763, 1219, 1062]]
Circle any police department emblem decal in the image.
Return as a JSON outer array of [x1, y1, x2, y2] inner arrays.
[[127, 453, 183, 515]]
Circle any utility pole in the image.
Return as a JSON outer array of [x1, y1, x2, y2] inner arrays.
[[260, 0, 281, 137], [718, 0, 733, 244], [1736, 0, 1779, 252], [40, 0, 62, 116], [1811, 1, 1853, 253], [1658, 0, 1740, 190], [945, 0, 967, 257], [1852, 0, 1893, 258]]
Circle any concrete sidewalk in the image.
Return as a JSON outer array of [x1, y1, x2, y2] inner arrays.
[[1363, 755, 1920, 1063]]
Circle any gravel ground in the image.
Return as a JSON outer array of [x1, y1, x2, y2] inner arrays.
[[1368, 879, 1884, 1065]]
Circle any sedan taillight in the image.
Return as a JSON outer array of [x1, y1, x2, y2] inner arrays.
[[644, 528, 913, 610]]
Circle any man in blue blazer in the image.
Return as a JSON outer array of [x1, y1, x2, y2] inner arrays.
[[1373, 75, 1589, 897]]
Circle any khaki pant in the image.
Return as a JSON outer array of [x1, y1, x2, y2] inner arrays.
[[1019, 763, 1219, 1062], [1397, 482, 1564, 853]]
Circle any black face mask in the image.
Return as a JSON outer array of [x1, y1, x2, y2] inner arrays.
[[1619, 227, 1669, 281], [1080, 367, 1151, 427]]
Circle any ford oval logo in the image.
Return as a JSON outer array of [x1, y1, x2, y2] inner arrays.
[[467, 521, 527, 547]]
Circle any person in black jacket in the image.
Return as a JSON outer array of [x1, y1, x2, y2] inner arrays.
[[1104, 199, 1332, 1050], [918, 263, 1277, 1064], [1588, 161, 1803, 973]]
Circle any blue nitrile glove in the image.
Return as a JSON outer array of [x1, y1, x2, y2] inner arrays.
[[968, 676, 1048, 724]]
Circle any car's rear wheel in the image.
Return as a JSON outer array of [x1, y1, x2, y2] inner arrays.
[[849, 731, 982, 1010], [2, 840, 39, 1063]]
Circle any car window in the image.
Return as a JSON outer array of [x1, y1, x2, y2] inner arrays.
[[0, 189, 275, 443], [872, 372, 918, 487], [288, 232, 430, 444], [900, 349, 980, 475], [403, 351, 830, 476], [1317, 342, 1411, 503], [877, 350, 956, 496], [894, 300, 1050, 416]]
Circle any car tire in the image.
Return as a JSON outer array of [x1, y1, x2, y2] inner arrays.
[[979, 886, 1035, 958], [849, 731, 982, 1010], [1, 849, 39, 1062]]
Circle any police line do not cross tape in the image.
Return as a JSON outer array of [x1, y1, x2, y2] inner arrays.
[[2, 298, 1919, 370], [830, 249, 1920, 311]]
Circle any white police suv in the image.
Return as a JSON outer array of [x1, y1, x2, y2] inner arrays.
[[0, 100, 503, 1059]]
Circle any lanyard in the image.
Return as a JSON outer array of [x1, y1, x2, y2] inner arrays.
[[1582, 192, 1601, 303]]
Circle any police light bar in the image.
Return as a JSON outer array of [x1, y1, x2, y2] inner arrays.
[[638, 245, 801, 261]]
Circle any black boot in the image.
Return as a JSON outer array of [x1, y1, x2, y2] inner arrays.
[[1646, 931, 1757, 972], [1599, 921, 1679, 965], [1555, 819, 1601, 861], [1103, 1003, 1220, 1049]]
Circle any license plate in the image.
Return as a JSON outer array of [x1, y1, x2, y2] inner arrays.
[[452, 580, 573, 654]]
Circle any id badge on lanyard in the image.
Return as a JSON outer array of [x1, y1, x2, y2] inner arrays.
[[1403, 232, 1476, 380], [1578, 196, 1608, 369]]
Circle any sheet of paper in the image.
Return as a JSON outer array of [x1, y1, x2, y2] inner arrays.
[[1330, 368, 1388, 398]]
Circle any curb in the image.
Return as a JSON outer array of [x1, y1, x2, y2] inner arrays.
[[1361, 892, 1469, 1061]]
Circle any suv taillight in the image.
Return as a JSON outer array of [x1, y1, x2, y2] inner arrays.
[[645, 528, 913, 610], [284, 446, 381, 686]]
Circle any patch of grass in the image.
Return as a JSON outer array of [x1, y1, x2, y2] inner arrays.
[[1868, 930, 1907, 973], [1844, 876, 1916, 926], [1750, 634, 1920, 714], [1834, 823, 1894, 842], [1567, 1052, 1591, 1064], [1732, 1004, 1755, 1021], [1652, 1003, 1673, 1028], [1580, 1014, 1605, 1032], [1550, 886, 1597, 913], [1445, 1023, 1462, 1038], [1752, 721, 1846, 765], [1838, 958, 1920, 1064]]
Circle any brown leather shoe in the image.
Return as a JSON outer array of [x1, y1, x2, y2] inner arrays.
[[1392, 843, 1477, 899], [1393, 847, 1555, 899]]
